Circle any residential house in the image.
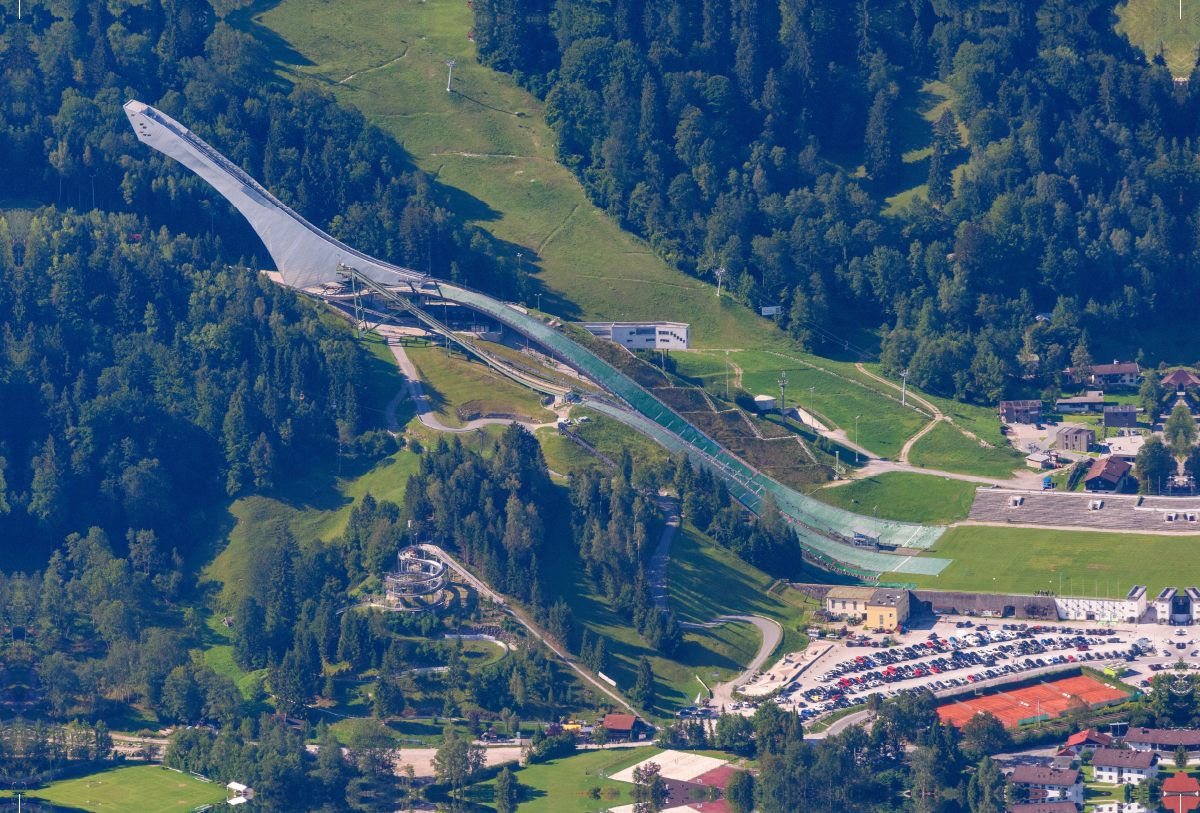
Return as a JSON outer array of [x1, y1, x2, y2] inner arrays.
[[602, 714, 644, 741], [1059, 728, 1112, 756], [1103, 405, 1137, 428], [1089, 362, 1141, 388], [1000, 400, 1043, 424], [1085, 457, 1132, 492], [1008, 766, 1083, 803], [1057, 392, 1106, 414], [1090, 747, 1158, 785], [1125, 728, 1200, 754], [1056, 427, 1095, 454]]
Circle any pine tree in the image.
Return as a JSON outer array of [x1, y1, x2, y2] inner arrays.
[[632, 656, 655, 710], [495, 767, 517, 813], [865, 90, 895, 182], [222, 391, 250, 495]]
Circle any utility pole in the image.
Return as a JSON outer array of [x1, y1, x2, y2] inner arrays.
[[517, 252, 523, 273], [446, 60, 456, 92], [900, 369, 910, 407], [855, 415, 860, 463], [715, 267, 727, 297], [778, 371, 787, 425], [809, 387, 816, 432]]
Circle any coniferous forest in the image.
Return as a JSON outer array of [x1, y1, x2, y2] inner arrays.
[[1, 0, 1192, 811], [475, 0, 1200, 398]]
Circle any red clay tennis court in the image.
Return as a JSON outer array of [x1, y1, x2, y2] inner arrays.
[[937, 675, 1132, 728]]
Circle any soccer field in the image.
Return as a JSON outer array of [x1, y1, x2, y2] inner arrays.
[[4, 765, 230, 813], [880, 525, 1200, 597]]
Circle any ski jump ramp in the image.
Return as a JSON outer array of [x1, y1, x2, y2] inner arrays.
[[124, 99, 950, 578]]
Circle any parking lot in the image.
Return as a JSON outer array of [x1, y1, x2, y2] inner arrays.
[[742, 616, 1200, 728], [672, 617, 1200, 729]]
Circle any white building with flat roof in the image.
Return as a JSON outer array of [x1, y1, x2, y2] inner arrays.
[[579, 322, 690, 350], [1055, 585, 1146, 624]]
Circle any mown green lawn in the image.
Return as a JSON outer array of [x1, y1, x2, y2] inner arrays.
[[880, 525, 1200, 597], [811, 473, 977, 525], [5, 765, 229, 813], [907, 421, 1025, 478]]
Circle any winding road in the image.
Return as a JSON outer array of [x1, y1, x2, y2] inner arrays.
[[679, 615, 783, 707]]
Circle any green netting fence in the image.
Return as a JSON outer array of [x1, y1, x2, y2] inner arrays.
[[442, 285, 951, 578]]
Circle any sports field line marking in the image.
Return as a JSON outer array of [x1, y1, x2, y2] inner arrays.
[[894, 555, 914, 572]]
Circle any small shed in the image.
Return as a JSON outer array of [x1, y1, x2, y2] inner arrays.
[[753, 394, 777, 412], [1026, 453, 1052, 469]]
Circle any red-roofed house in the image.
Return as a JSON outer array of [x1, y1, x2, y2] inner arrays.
[[1164, 771, 1200, 813], [1058, 728, 1112, 755], [1164, 771, 1200, 795], [1084, 456, 1132, 492], [602, 713, 650, 741]]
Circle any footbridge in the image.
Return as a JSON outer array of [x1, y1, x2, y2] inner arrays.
[[123, 99, 950, 578]]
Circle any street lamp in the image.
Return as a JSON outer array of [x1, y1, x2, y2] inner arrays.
[[715, 267, 727, 297], [536, 293, 541, 312], [446, 60, 456, 92], [809, 387, 816, 432], [900, 369, 910, 407]]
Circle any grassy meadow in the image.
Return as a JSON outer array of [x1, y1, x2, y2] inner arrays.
[[6, 765, 229, 813], [907, 421, 1025, 479]]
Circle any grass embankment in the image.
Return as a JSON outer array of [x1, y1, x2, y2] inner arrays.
[[812, 473, 977, 525], [535, 408, 673, 476], [880, 525, 1200, 596], [734, 351, 929, 460], [5, 765, 229, 813], [908, 421, 1025, 479], [404, 341, 556, 428], [668, 522, 815, 671]]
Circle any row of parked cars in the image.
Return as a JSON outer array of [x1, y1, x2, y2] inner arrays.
[[795, 630, 1139, 719]]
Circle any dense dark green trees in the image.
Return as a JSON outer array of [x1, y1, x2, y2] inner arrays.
[[479, 0, 1200, 400]]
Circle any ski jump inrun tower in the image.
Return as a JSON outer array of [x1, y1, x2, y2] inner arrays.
[[123, 100, 426, 291]]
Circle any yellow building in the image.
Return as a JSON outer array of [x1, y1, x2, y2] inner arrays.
[[825, 586, 911, 629]]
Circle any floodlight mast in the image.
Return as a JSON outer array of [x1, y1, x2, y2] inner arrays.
[[900, 369, 909, 406], [715, 267, 727, 297], [446, 60, 457, 92]]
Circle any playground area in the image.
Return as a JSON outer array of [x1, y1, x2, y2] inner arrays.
[[936, 674, 1133, 728]]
